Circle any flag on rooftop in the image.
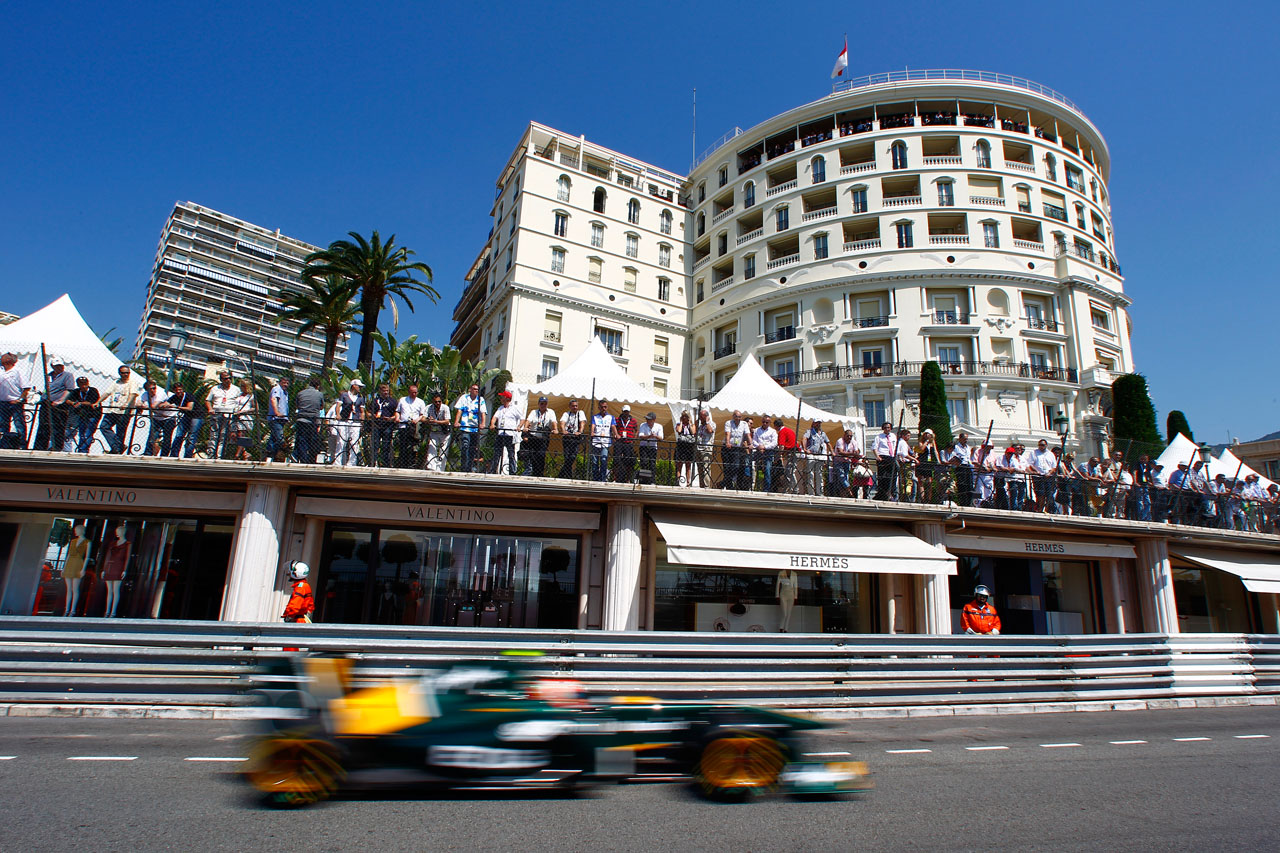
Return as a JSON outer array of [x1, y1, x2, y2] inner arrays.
[[831, 38, 848, 79]]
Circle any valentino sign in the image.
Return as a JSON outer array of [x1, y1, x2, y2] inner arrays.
[[293, 496, 601, 531], [1, 483, 245, 512]]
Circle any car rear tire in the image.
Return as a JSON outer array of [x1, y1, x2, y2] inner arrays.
[[693, 731, 787, 802], [246, 735, 345, 808]]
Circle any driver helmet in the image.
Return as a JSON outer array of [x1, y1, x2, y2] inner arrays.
[[974, 584, 992, 599], [289, 560, 310, 581]]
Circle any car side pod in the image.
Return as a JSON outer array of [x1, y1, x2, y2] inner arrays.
[[779, 760, 873, 797]]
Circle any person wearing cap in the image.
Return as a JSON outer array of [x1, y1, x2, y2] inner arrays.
[[751, 416, 778, 492], [637, 411, 663, 484], [452, 383, 488, 473], [65, 375, 102, 454], [98, 364, 141, 454], [34, 357, 74, 451], [612, 404, 638, 483], [1150, 461, 1170, 523], [994, 443, 1024, 510], [723, 410, 752, 491], [558, 399, 586, 479], [489, 390, 522, 474], [423, 390, 451, 473], [915, 429, 942, 503], [519, 395, 558, 477], [776, 418, 798, 494], [265, 375, 291, 462], [589, 401, 614, 482], [333, 379, 365, 467], [799, 419, 830, 496]]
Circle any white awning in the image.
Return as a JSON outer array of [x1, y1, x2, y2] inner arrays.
[[650, 512, 956, 575], [1171, 547, 1280, 594]]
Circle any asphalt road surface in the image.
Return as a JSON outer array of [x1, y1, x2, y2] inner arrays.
[[1, 706, 1276, 852]]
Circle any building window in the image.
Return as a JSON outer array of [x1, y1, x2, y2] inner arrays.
[[596, 326, 624, 355], [717, 233, 728, 256], [1075, 203, 1086, 229], [653, 379, 668, 396], [627, 199, 640, 224], [550, 247, 565, 273], [811, 155, 826, 184], [936, 345, 961, 365], [696, 279, 704, 302], [626, 233, 639, 258], [591, 222, 604, 248], [975, 140, 991, 169], [1091, 307, 1111, 331], [1066, 165, 1085, 192], [718, 166, 728, 187], [624, 267, 637, 292], [863, 397, 886, 428], [659, 244, 671, 268], [541, 357, 559, 380], [743, 182, 756, 208], [1092, 213, 1106, 241], [660, 210, 673, 235], [593, 187, 606, 213], [776, 206, 789, 231], [937, 181, 954, 207], [509, 210, 516, 236], [557, 175, 571, 202], [891, 141, 908, 170], [743, 254, 756, 279], [553, 212, 568, 237], [1090, 179, 1098, 202], [698, 182, 706, 203], [588, 257, 602, 283], [657, 277, 670, 301], [696, 212, 705, 237], [505, 246, 513, 270], [544, 311, 562, 342], [982, 222, 999, 248], [895, 221, 913, 248], [851, 187, 867, 213], [654, 336, 669, 366], [945, 397, 969, 424], [813, 233, 828, 260]]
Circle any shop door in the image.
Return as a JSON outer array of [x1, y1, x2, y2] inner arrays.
[[991, 558, 1044, 635], [0, 523, 18, 604]]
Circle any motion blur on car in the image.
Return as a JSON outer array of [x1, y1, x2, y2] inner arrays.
[[243, 653, 870, 807]]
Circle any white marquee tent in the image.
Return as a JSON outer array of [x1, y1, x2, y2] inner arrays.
[[0, 294, 124, 388], [506, 337, 672, 423], [700, 354, 864, 441], [1153, 433, 1275, 489]]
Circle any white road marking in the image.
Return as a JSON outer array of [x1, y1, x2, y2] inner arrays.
[[0, 756, 15, 760], [885, 748, 932, 754], [1110, 740, 1148, 745], [68, 756, 137, 761], [1172, 737, 1210, 742], [808, 751, 852, 757], [1234, 735, 1269, 739], [1040, 743, 1082, 748], [965, 746, 1009, 751], [184, 757, 248, 762]]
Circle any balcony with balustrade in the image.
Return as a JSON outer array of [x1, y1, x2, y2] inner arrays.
[[773, 360, 1079, 388]]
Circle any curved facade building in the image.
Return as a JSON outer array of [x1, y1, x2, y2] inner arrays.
[[686, 71, 1130, 449]]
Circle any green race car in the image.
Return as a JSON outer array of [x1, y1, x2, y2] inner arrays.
[[245, 655, 870, 806]]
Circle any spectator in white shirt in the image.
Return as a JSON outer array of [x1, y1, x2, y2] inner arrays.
[[100, 364, 142, 454], [141, 379, 173, 457], [1027, 438, 1058, 513], [752, 418, 778, 492], [723, 411, 752, 491], [872, 421, 896, 501], [799, 419, 830, 496], [205, 371, 241, 459], [637, 411, 664, 484], [395, 384, 429, 467], [0, 352, 30, 446], [519, 396, 558, 477], [489, 390, 523, 474], [946, 432, 974, 506], [423, 390, 451, 473]]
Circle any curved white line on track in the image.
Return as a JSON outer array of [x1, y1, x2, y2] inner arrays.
[[1234, 735, 1269, 739], [184, 757, 248, 762], [1110, 740, 1147, 745]]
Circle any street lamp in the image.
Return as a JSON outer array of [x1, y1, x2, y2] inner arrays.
[[1053, 412, 1070, 439], [166, 325, 189, 389]]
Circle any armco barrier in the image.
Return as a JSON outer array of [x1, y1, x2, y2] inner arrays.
[[0, 616, 1277, 711]]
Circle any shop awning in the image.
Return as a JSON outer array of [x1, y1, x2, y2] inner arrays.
[[1170, 547, 1280, 594], [650, 512, 956, 575]]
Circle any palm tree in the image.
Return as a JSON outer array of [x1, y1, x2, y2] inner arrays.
[[301, 232, 437, 368], [279, 274, 358, 372], [423, 345, 499, 403]]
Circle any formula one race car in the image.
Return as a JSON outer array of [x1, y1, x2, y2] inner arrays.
[[244, 655, 870, 806]]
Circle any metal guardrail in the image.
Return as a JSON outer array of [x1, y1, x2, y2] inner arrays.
[[0, 617, 1276, 711]]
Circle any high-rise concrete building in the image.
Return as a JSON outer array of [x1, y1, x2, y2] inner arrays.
[[454, 71, 1134, 453], [135, 201, 346, 375]]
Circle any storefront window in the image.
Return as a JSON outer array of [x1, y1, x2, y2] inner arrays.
[[949, 554, 1101, 634], [1040, 561, 1097, 633], [316, 525, 579, 628], [1172, 566, 1250, 632], [653, 544, 876, 632], [30, 515, 233, 620]]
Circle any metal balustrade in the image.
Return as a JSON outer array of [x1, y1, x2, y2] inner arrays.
[[0, 617, 1273, 712]]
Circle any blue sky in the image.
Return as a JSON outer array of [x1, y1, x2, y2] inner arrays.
[[2, 1, 1276, 442]]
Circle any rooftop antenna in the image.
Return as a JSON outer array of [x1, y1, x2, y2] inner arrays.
[[691, 88, 697, 170]]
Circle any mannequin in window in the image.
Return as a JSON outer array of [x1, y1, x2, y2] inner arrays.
[[62, 524, 91, 616], [776, 569, 799, 632], [100, 525, 132, 618]]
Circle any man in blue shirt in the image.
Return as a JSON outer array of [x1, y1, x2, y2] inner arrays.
[[452, 383, 488, 473], [266, 376, 290, 462], [34, 358, 75, 451]]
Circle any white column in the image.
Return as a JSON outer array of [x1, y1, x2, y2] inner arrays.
[[1259, 593, 1280, 635], [1135, 538, 1179, 634], [221, 483, 289, 622], [601, 503, 643, 632], [1100, 558, 1127, 634], [913, 521, 954, 634]]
